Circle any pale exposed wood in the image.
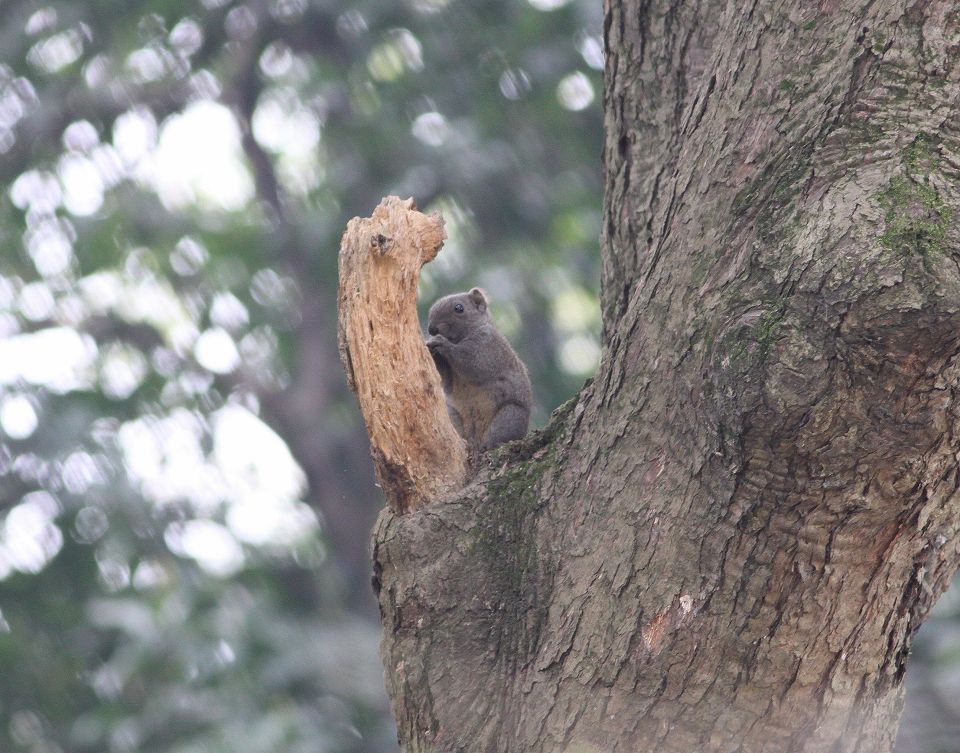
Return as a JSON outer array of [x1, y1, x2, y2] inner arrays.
[[337, 196, 467, 513]]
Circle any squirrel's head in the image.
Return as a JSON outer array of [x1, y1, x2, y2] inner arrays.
[[427, 287, 489, 342]]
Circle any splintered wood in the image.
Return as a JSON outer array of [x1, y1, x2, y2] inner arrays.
[[337, 196, 468, 513]]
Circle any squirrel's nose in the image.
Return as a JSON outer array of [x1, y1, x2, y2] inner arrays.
[[428, 325, 439, 336]]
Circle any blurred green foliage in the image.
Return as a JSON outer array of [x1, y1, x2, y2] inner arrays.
[[0, 0, 602, 751]]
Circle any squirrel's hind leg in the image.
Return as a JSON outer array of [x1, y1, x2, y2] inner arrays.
[[446, 400, 466, 439], [480, 403, 529, 451]]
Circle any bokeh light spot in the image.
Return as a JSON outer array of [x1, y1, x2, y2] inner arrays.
[[0, 395, 39, 440], [195, 327, 240, 374], [556, 71, 595, 111]]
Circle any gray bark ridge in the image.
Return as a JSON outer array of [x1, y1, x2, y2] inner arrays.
[[375, 3, 960, 752]]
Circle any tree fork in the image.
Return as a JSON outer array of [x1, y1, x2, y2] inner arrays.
[[337, 196, 468, 513], [349, 3, 960, 753]]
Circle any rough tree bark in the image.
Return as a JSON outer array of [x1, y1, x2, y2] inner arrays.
[[347, 2, 960, 752]]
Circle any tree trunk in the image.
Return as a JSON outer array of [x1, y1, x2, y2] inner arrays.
[[370, 2, 960, 751]]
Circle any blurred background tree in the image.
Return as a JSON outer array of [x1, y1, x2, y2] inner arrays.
[[0, 1, 954, 751]]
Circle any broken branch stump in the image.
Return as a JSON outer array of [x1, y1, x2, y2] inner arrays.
[[337, 196, 468, 513]]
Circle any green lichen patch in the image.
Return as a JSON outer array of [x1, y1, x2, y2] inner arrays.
[[466, 398, 575, 606], [870, 30, 888, 54], [878, 175, 951, 261], [471, 445, 556, 603], [754, 304, 785, 360], [904, 132, 937, 172], [875, 133, 951, 263], [717, 298, 786, 371]]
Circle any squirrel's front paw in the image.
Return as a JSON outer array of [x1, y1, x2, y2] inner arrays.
[[425, 334, 446, 352]]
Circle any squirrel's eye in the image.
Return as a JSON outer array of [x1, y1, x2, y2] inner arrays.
[[454, 303, 464, 313]]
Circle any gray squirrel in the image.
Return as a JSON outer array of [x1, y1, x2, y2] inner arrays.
[[425, 288, 532, 451]]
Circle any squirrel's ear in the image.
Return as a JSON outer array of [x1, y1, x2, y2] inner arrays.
[[469, 287, 487, 311]]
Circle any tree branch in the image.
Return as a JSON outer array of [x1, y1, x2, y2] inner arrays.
[[338, 196, 467, 512]]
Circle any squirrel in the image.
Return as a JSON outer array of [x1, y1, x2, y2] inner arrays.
[[425, 288, 532, 451]]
